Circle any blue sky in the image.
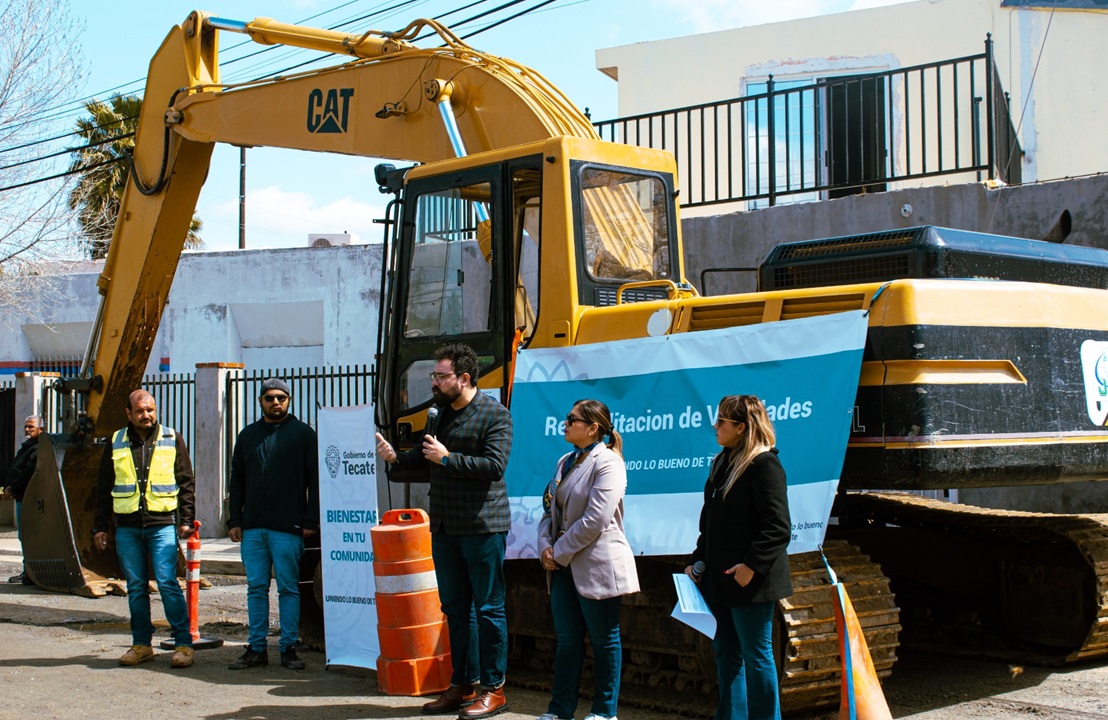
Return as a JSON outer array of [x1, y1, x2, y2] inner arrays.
[[71, 0, 908, 252]]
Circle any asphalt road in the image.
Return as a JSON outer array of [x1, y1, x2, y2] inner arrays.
[[1, 549, 1106, 719]]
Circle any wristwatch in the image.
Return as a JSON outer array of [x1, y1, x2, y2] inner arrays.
[[440, 453, 449, 466]]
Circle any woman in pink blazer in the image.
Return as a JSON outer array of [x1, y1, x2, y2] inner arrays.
[[537, 398, 640, 720]]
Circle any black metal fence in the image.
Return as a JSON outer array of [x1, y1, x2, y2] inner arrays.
[[224, 364, 374, 480], [147, 373, 196, 464], [593, 35, 1022, 208], [36, 369, 196, 462]]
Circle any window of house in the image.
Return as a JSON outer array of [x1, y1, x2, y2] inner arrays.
[[745, 74, 888, 208]]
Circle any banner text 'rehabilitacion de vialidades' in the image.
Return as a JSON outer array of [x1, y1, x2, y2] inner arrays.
[[543, 398, 814, 436]]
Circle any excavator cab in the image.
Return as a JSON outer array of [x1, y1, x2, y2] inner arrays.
[[375, 137, 684, 462]]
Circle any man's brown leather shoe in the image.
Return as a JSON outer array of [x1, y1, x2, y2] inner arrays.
[[421, 684, 476, 714], [458, 688, 508, 719]]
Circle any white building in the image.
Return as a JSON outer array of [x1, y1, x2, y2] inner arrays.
[[0, 243, 384, 377], [595, 0, 1108, 213]]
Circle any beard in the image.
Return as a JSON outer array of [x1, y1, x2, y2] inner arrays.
[[264, 406, 288, 421], [432, 385, 460, 405]]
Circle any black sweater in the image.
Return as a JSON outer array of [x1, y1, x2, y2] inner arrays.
[[4, 435, 40, 502], [689, 447, 793, 606], [228, 414, 320, 535]]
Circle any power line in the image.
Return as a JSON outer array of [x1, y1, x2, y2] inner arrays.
[[0, 156, 123, 194], [1, 0, 576, 193], [0, 115, 138, 156], [0, 132, 135, 172], [0, 0, 430, 136]]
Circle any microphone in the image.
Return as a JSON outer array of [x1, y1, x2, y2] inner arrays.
[[426, 405, 440, 438], [691, 560, 706, 580]]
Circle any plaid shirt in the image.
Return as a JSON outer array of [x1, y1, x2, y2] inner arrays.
[[393, 391, 513, 534]]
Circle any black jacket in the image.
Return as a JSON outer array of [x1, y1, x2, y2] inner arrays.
[[228, 414, 320, 535], [94, 423, 195, 532], [392, 391, 513, 534], [689, 447, 792, 606], [4, 435, 40, 502]]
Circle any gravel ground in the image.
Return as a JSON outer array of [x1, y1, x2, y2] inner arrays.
[[1, 553, 1106, 720]]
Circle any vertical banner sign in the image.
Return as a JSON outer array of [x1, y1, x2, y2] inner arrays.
[[318, 404, 379, 668], [504, 311, 868, 559]]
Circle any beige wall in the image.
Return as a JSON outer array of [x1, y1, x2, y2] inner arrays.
[[596, 0, 1108, 186]]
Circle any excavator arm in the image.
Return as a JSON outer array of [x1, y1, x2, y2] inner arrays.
[[84, 10, 597, 434]]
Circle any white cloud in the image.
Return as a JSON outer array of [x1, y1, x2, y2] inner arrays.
[[199, 186, 388, 253]]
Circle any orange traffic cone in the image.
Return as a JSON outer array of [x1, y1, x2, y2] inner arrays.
[[160, 521, 223, 650], [822, 549, 892, 720]]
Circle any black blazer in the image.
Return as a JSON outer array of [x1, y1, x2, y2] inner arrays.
[[689, 448, 792, 606], [393, 391, 513, 535]]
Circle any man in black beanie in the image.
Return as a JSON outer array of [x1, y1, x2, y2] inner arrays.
[[227, 378, 319, 671]]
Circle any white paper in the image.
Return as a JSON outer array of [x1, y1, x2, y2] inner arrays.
[[671, 573, 716, 638]]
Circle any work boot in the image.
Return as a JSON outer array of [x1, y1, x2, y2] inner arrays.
[[119, 644, 155, 666], [171, 646, 195, 668], [421, 683, 477, 714], [280, 648, 305, 670], [228, 647, 269, 669], [459, 688, 508, 719], [7, 571, 31, 585]]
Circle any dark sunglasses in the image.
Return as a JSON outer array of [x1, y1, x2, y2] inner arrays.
[[262, 394, 289, 403]]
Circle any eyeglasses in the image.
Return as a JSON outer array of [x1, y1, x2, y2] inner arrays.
[[262, 394, 289, 403], [565, 415, 588, 425], [713, 417, 740, 428], [429, 372, 458, 382]]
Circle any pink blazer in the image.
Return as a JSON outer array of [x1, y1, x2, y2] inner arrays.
[[537, 444, 640, 600]]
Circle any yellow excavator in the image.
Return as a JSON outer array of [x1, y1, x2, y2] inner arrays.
[[20, 10, 1108, 715]]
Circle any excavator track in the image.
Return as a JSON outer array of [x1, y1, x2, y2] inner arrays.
[[505, 540, 900, 716], [835, 492, 1108, 665]]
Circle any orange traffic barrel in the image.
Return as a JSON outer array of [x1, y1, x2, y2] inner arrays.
[[372, 509, 451, 696]]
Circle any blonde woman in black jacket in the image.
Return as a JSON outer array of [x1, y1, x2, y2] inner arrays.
[[685, 395, 792, 720]]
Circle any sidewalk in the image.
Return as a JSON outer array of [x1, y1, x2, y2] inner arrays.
[[0, 527, 245, 575]]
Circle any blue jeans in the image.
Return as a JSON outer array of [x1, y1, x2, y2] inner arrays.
[[431, 530, 507, 688], [548, 568, 623, 719], [115, 525, 191, 647], [710, 600, 781, 720], [241, 528, 303, 653]]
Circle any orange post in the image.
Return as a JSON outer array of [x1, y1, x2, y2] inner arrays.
[[161, 521, 224, 650], [185, 521, 203, 642]]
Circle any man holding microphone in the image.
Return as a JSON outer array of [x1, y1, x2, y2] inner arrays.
[[375, 343, 514, 719]]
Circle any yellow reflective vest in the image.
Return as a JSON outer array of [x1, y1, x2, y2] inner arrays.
[[110, 425, 179, 515]]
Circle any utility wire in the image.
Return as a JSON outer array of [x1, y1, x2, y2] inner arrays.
[[0, 0, 412, 137], [0, 116, 138, 156], [0, 0, 440, 143], [245, 0, 553, 81], [1, 0, 574, 192], [0, 156, 123, 193], [0, 132, 136, 172]]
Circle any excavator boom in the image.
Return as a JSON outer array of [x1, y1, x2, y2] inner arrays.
[[84, 10, 597, 434]]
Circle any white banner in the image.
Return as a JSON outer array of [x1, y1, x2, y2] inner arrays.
[[318, 404, 379, 668]]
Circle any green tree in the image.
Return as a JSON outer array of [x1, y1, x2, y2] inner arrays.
[[68, 93, 203, 259]]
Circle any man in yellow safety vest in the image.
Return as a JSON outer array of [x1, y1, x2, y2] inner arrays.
[[92, 389, 196, 668]]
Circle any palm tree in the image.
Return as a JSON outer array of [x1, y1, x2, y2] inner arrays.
[[68, 94, 204, 259]]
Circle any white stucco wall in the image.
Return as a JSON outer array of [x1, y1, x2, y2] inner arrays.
[[596, 0, 1107, 187], [1, 243, 384, 377]]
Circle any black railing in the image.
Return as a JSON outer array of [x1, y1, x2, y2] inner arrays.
[[146, 373, 196, 464], [593, 35, 1022, 208], [224, 364, 374, 481], [37, 368, 195, 463]]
